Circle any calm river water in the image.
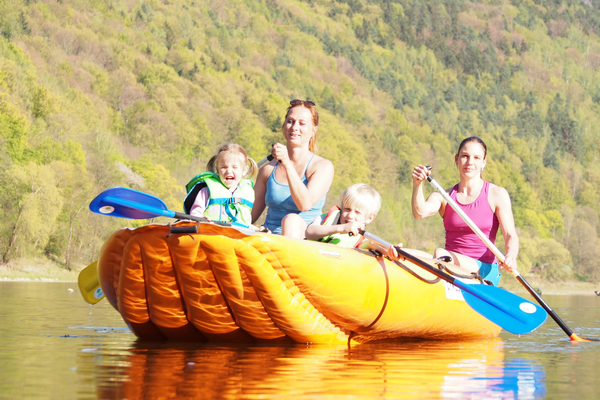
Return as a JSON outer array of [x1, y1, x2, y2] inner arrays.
[[0, 282, 599, 399]]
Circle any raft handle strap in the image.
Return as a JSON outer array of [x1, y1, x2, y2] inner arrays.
[[167, 223, 199, 239], [436, 263, 491, 285], [391, 258, 441, 284]]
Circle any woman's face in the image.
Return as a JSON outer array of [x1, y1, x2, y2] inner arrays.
[[283, 106, 316, 148], [455, 142, 486, 178]]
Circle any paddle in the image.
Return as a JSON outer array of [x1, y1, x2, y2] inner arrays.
[[360, 229, 547, 335], [78, 261, 104, 305], [79, 154, 273, 304], [424, 167, 599, 341]]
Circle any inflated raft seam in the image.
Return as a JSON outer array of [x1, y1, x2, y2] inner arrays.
[[242, 236, 353, 344], [167, 232, 241, 335], [200, 234, 286, 340]]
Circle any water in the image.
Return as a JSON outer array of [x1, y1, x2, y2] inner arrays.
[[0, 282, 599, 399]]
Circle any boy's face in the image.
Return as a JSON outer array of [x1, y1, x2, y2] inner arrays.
[[340, 205, 375, 225]]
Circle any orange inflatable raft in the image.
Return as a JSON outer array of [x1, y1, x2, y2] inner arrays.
[[97, 222, 502, 344]]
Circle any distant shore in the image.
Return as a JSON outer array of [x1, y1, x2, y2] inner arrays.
[[0, 258, 80, 282], [1, 259, 598, 296], [498, 273, 598, 296]]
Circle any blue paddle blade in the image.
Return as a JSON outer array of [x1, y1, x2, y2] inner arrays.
[[455, 281, 547, 335], [89, 187, 176, 220]]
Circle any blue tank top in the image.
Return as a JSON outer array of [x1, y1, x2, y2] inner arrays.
[[264, 156, 327, 234]]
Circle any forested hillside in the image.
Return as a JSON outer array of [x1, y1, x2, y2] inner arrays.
[[1, 0, 599, 282]]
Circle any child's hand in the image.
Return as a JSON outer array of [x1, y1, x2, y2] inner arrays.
[[342, 221, 364, 237], [386, 243, 403, 260]]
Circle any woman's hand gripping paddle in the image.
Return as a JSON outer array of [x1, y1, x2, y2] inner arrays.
[[78, 155, 273, 304], [360, 230, 547, 335], [424, 166, 598, 341]]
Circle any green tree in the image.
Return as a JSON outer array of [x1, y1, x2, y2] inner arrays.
[[546, 94, 582, 157], [0, 163, 62, 263]]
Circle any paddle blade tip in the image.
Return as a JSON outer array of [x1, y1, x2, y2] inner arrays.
[[569, 333, 600, 342]]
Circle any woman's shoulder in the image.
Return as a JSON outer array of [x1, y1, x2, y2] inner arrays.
[[257, 161, 276, 179], [488, 182, 508, 196], [306, 155, 334, 178], [487, 182, 511, 205], [309, 155, 334, 170]]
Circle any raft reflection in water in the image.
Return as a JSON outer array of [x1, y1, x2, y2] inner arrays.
[[96, 338, 546, 399]]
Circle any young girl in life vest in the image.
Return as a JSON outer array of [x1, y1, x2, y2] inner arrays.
[[305, 183, 381, 248], [183, 143, 258, 227]]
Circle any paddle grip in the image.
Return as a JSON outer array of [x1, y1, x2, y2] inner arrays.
[[170, 225, 199, 234], [257, 154, 274, 168]]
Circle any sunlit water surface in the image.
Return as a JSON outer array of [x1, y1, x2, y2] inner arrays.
[[1, 282, 599, 399]]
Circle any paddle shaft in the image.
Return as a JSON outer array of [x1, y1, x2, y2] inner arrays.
[[258, 154, 274, 168], [425, 174, 592, 341]]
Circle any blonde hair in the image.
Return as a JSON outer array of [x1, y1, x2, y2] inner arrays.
[[206, 143, 258, 182], [340, 183, 381, 218], [281, 100, 319, 153]]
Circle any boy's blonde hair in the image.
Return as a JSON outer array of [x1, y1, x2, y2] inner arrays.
[[340, 183, 381, 218]]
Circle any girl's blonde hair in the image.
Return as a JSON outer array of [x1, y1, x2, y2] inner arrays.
[[340, 183, 382, 218], [207, 143, 258, 182]]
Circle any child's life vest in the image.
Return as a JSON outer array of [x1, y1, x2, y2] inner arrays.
[[313, 205, 368, 248], [183, 172, 254, 226]]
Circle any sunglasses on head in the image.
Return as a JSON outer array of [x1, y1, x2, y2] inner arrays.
[[290, 99, 316, 107]]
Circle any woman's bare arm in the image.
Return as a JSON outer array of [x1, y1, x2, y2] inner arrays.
[[282, 157, 334, 212], [411, 165, 444, 219], [251, 164, 272, 223], [491, 185, 519, 272]]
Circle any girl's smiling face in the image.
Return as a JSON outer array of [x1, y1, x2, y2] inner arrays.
[[283, 106, 316, 148], [218, 153, 248, 190]]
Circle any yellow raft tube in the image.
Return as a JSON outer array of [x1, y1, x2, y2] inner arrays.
[[97, 222, 502, 344]]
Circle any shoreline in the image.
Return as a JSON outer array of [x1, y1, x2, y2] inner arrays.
[[498, 273, 599, 296], [0, 258, 81, 283]]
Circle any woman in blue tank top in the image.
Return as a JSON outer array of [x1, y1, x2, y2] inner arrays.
[[252, 100, 334, 236]]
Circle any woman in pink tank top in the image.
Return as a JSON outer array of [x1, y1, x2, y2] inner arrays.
[[393, 137, 519, 286]]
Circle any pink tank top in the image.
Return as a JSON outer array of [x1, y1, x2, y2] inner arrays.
[[443, 181, 499, 263]]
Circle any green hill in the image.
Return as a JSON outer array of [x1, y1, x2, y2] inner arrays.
[[0, 0, 599, 283]]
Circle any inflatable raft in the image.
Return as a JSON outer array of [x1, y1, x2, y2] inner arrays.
[[97, 222, 502, 344]]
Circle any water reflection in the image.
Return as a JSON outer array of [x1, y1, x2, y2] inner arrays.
[[95, 339, 546, 399]]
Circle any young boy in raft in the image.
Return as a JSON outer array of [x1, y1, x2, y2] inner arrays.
[[305, 183, 381, 248], [183, 143, 258, 227]]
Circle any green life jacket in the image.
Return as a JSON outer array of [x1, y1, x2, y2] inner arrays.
[[315, 205, 367, 249], [183, 172, 254, 226]]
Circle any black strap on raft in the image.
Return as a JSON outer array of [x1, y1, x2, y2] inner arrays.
[[348, 254, 390, 346], [393, 258, 441, 284], [436, 262, 493, 286]]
